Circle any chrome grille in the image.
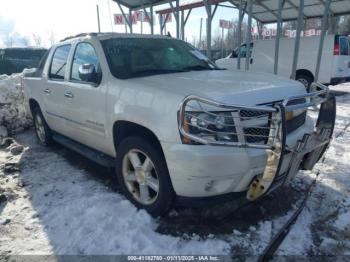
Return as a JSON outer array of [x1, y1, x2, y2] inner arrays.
[[244, 126, 270, 143]]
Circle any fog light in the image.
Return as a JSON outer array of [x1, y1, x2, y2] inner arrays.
[[285, 111, 294, 121]]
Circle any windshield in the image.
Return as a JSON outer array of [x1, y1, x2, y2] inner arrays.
[[101, 37, 219, 79]]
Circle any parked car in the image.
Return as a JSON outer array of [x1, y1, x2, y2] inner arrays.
[[216, 35, 350, 88], [23, 33, 336, 216], [0, 47, 47, 75]]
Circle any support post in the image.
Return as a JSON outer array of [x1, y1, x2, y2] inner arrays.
[[315, 0, 332, 82], [199, 18, 203, 49], [183, 9, 192, 41], [258, 22, 263, 40], [245, 0, 253, 71], [181, 10, 185, 40], [204, 1, 212, 59], [169, 0, 180, 38], [141, 12, 143, 34], [221, 27, 224, 58], [274, 0, 284, 74], [116, 2, 131, 34], [143, 6, 154, 35], [129, 9, 133, 34], [150, 5, 154, 35], [237, 0, 243, 70], [160, 14, 163, 35], [96, 5, 101, 33], [291, 0, 304, 79], [176, 0, 180, 39]]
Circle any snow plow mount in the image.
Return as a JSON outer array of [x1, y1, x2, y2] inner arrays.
[[178, 82, 336, 201]]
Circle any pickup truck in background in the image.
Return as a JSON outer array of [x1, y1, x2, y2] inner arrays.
[[216, 35, 350, 88], [23, 33, 336, 216]]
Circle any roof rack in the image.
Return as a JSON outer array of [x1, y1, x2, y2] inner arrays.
[[60, 32, 99, 42]]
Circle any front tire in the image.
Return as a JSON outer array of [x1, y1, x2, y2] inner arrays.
[[116, 136, 175, 217], [33, 107, 53, 146]]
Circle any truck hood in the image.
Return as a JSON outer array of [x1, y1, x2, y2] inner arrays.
[[127, 70, 306, 106]]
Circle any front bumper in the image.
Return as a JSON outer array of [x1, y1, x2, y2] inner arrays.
[[175, 82, 336, 201]]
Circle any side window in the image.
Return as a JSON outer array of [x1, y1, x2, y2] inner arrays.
[[49, 45, 71, 80], [340, 37, 349, 56], [71, 42, 101, 84], [35, 48, 51, 77]]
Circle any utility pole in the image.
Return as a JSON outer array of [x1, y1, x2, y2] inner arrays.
[[199, 18, 203, 49], [96, 5, 101, 33], [221, 27, 224, 58], [141, 12, 143, 34]]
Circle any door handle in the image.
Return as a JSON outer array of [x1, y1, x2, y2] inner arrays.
[[64, 91, 74, 99], [44, 89, 51, 95]]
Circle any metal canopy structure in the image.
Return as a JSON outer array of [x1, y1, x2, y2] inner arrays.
[[144, 0, 350, 23], [243, 0, 350, 24], [113, 0, 168, 9], [113, 0, 350, 82]]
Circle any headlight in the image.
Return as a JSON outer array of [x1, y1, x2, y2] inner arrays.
[[182, 111, 238, 144]]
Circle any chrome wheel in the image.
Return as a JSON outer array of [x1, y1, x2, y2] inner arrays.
[[122, 149, 160, 205], [35, 114, 46, 143]]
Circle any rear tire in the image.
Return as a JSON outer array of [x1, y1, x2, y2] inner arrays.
[[116, 136, 175, 217], [296, 73, 313, 92], [33, 107, 53, 146]]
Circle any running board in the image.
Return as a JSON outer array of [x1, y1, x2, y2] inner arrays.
[[52, 133, 115, 168]]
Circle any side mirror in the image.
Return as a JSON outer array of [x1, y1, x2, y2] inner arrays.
[[231, 51, 238, 58], [78, 64, 100, 84]]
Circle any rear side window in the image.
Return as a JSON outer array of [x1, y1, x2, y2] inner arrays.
[[340, 37, 349, 56], [35, 48, 51, 77], [49, 45, 71, 80]]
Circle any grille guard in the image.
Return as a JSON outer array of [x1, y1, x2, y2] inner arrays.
[[178, 82, 336, 201]]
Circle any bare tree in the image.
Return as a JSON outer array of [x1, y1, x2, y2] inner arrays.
[[32, 34, 42, 47], [21, 36, 30, 47], [49, 31, 56, 46], [4, 36, 13, 47]]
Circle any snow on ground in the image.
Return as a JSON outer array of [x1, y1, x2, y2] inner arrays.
[[0, 78, 349, 256], [278, 94, 350, 255], [0, 132, 231, 255], [329, 82, 350, 93]]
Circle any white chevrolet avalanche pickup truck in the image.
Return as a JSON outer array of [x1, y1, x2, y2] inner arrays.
[[23, 33, 336, 217]]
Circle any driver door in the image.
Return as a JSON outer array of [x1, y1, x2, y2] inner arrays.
[[63, 41, 108, 153]]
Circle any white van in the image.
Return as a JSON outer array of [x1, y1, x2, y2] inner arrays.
[[216, 35, 350, 88]]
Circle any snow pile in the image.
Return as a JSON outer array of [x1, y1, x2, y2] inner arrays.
[[0, 74, 32, 142], [329, 82, 350, 93]]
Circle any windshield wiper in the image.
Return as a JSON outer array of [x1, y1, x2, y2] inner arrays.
[[182, 65, 224, 71], [132, 68, 189, 77], [182, 65, 212, 71]]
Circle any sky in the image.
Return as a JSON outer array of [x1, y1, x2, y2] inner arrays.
[[0, 0, 244, 48]]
